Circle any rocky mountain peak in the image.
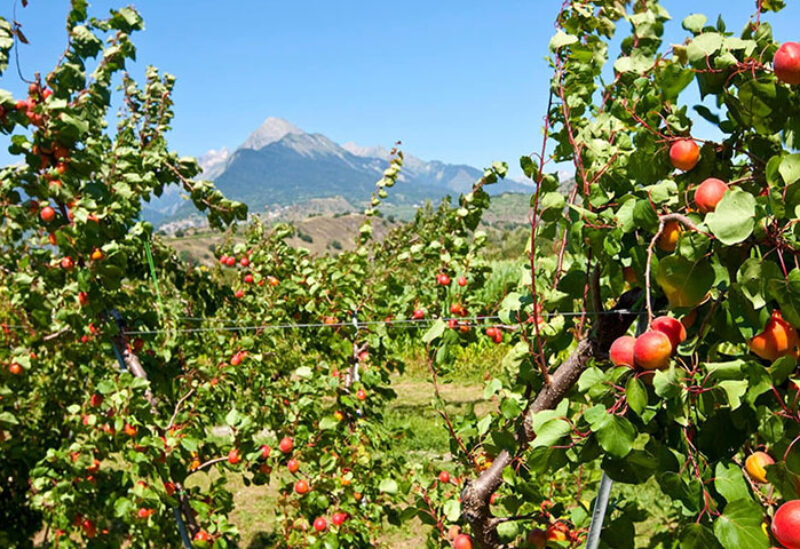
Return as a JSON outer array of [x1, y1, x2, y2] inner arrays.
[[241, 117, 304, 150]]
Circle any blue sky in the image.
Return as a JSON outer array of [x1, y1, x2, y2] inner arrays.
[[1, 1, 799, 176]]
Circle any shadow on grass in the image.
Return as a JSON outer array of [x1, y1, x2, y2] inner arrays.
[[245, 531, 279, 548]]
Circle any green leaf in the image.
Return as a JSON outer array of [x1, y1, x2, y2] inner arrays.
[[0, 411, 18, 425], [443, 499, 461, 523], [633, 199, 659, 232], [766, 269, 800, 328], [600, 516, 635, 549], [706, 190, 756, 245], [681, 524, 723, 549], [687, 32, 724, 63], [602, 450, 658, 484], [656, 255, 715, 308], [592, 414, 636, 459], [727, 78, 780, 135], [531, 418, 571, 448], [57, 113, 90, 139], [614, 54, 654, 74], [682, 14, 708, 33], [658, 472, 703, 513], [96, 380, 116, 394], [114, 497, 134, 518], [549, 30, 578, 50], [422, 319, 446, 344], [625, 377, 647, 416], [718, 380, 748, 410], [714, 462, 752, 503], [738, 258, 779, 310], [379, 478, 398, 495], [483, 378, 502, 399], [500, 396, 523, 420], [225, 408, 240, 427], [578, 366, 605, 393], [770, 355, 797, 385], [180, 436, 199, 453], [319, 416, 338, 431], [713, 499, 769, 549], [765, 461, 800, 499], [705, 360, 747, 380], [653, 367, 681, 398], [497, 521, 520, 543], [477, 415, 492, 436], [780, 154, 800, 186]]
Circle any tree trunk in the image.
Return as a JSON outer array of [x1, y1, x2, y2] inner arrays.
[[460, 289, 642, 547]]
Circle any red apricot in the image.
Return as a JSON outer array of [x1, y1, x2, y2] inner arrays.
[[609, 335, 635, 368], [775, 42, 800, 86], [633, 331, 673, 370], [694, 178, 728, 213], [650, 316, 686, 350], [669, 139, 699, 171], [772, 500, 800, 549]]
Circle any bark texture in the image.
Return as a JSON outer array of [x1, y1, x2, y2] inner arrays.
[[460, 289, 642, 547]]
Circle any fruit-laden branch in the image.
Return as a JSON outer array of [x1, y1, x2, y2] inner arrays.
[[460, 288, 642, 548]]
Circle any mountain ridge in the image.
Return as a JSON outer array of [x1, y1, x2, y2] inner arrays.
[[143, 117, 533, 226]]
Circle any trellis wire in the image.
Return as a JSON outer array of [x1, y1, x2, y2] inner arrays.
[[119, 309, 654, 336], [1, 309, 660, 336]]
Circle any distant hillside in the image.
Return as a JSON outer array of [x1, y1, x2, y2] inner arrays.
[[166, 192, 534, 265], [143, 117, 533, 227]]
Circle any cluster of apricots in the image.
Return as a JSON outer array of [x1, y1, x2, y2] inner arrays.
[[659, 41, 800, 261], [15, 82, 53, 128], [218, 251, 281, 298], [629, 51, 800, 547], [609, 316, 686, 371], [612, 309, 800, 369], [656, 138, 730, 255]]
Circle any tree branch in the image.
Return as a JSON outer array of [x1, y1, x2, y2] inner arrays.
[[460, 288, 642, 548]]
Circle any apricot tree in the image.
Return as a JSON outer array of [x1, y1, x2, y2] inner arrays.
[[411, 1, 800, 548]]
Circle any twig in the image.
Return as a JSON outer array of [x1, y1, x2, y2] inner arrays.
[[166, 389, 195, 431], [185, 456, 228, 477], [644, 213, 703, 322], [43, 325, 70, 342]]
